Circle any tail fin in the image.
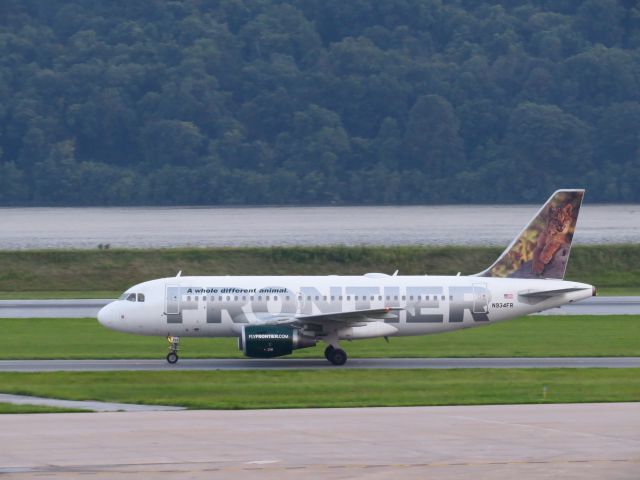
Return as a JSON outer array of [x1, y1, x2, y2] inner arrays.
[[476, 189, 584, 279]]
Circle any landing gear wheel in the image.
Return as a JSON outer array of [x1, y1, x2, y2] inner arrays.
[[324, 345, 335, 361], [327, 348, 347, 366], [166, 335, 180, 364], [166, 352, 179, 364]]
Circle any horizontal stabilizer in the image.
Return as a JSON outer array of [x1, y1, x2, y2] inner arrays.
[[518, 287, 588, 298]]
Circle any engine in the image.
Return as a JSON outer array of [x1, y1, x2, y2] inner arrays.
[[238, 325, 316, 358]]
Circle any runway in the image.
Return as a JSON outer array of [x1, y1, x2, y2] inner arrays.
[[2, 403, 639, 479], [1, 296, 639, 318], [1, 357, 639, 372]]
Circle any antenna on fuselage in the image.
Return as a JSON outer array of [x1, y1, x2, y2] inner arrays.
[[392, 270, 398, 276], [176, 270, 182, 277]]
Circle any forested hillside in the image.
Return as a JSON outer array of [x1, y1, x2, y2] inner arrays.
[[1, 0, 639, 205]]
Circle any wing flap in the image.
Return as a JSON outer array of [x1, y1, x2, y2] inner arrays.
[[242, 307, 403, 326], [297, 306, 403, 324]]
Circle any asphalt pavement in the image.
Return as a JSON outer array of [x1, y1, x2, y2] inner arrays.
[[1, 357, 639, 372]]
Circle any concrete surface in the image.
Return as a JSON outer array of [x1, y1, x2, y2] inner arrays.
[[1, 403, 639, 479], [1, 357, 639, 372], [1, 296, 639, 318], [0, 393, 184, 412]]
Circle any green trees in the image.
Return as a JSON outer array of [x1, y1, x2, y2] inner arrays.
[[0, 0, 639, 205]]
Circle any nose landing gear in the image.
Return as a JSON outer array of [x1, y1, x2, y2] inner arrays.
[[166, 336, 180, 364]]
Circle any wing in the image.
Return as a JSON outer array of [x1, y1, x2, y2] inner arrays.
[[250, 307, 403, 326]]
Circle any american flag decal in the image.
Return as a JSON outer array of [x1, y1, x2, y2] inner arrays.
[[504, 293, 513, 299]]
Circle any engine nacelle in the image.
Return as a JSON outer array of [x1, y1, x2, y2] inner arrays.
[[238, 325, 316, 358]]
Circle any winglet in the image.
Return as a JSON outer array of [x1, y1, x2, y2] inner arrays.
[[476, 189, 585, 279]]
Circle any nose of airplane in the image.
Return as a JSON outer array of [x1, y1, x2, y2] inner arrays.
[[97, 303, 113, 327]]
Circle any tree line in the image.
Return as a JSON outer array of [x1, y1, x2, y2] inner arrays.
[[1, 0, 639, 205]]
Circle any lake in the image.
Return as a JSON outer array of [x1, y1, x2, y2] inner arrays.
[[0, 204, 637, 249]]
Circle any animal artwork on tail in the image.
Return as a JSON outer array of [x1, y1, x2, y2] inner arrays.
[[478, 190, 584, 279], [532, 202, 575, 275]]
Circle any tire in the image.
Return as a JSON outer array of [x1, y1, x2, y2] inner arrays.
[[328, 348, 347, 366], [166, 352, 179, 364], [324, 345, 335, 361]]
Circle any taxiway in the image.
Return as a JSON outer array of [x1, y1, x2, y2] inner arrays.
[[1, 357, 639, 372]]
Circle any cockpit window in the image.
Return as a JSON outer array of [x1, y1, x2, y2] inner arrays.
[[126, 293, 136, 302], [118, 293, 129, 300], [137, 293, 145, 302]]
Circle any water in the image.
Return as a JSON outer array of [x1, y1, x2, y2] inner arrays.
[[0, 204, 637, 249]]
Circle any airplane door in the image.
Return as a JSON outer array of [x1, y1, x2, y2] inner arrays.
[[166, 285, 181, 314], [472, 283, 489, 314]]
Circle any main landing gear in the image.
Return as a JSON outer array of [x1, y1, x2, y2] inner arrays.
[[324, 345, 348, 366], [166, 336, 180, 364]]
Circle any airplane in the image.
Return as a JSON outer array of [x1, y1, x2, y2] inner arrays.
[[97, 189, 595, 366]]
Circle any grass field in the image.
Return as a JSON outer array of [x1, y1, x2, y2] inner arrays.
[[2, 315, 639, 359], [0, 245, 638, 298], [0, 369, 638, 410]]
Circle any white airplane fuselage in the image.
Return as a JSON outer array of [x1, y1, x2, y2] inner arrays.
[[98, 275, 594, 338], [96, 190, 594, 365]]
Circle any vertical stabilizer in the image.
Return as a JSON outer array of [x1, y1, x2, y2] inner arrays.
[[476, 190, 584, 279]]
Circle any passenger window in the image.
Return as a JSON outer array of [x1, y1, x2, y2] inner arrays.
[[402, 296, 406, 301], [323, 296, 327, 301], [274, 296, 278, 301], [137, 293, 145, 302], [378, 296, 382, 301], [266, 296, 270, 301], [127, 293, 136, 302], [441, 295, 445, 301], [226, 296, 230, 301]]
